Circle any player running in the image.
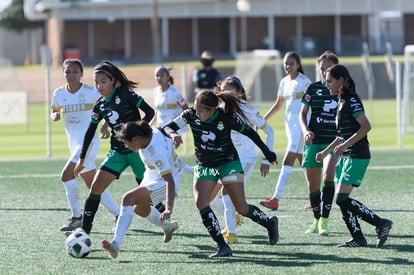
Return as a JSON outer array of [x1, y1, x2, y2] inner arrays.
[[163, 90, 279, 258]]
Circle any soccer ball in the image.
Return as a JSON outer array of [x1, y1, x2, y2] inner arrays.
[[65, 231, 92, 258]]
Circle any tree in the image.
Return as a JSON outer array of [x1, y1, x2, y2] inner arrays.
[[0, 0, 42, 32]]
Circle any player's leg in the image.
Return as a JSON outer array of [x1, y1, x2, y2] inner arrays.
[[302, 143, 323, 234], [80, 142, 120, 218], [224, 178, 279, 246], [194, 164, 231, 257], [137, 179, 178, 243], [260, 150, 297, 210], [319, 153, 336, 235], [59, 159, 82, 231], [82, 150, 126, 234]]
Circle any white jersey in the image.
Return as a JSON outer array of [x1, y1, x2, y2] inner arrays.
[[139, 128, 181, 191], [231, 100, 272, 162], [51, 84, 101, 154], [153, 85, 186, 127], [277, 72, 311, 153]]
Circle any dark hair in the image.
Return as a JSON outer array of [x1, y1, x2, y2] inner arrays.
[[195, 90, 247, 121], [284, 51, 305, 74], [63, 58, 84, 74], [317, 50, 339, 65], [94, 60, 138, 89], [218, 75, 247, 100], [155, 65, 174, 85], [115, 120, 153, 142], [326, 64, 357, 99]]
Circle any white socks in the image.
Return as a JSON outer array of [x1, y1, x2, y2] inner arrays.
[[222, 194, 237, 234], [101, 189, 120, 217], [63, 179, 81, 218], [145, 206, 169, 231], [272, 165, 293, 200], [112, 205, 134, 249], [210, 195, 225, 215]]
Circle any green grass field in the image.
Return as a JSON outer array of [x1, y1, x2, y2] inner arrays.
[[0, 151, 413, 274]]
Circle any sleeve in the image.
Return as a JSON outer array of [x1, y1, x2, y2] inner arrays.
[[163, 110, 189, 135], [51, 90, 59, 110], [350, 96, 365, 117], [80, 123, 98, 159], [138, 98, 155, 122], [301, 83, 313, 106]]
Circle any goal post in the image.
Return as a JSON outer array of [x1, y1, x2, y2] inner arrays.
[[234, 49, 282, 104]]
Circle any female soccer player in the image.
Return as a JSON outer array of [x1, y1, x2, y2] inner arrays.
[[102, 121, 180, 259], [213, 76, 275, 244], [260, 51, 312, 210], [163, 90, 279, 258], [299, 51, 339, 235], [74, 60, 155, 235], [316, 64, 392, 248], [51, 58, 119, 232], [151, 65, 193, 174]]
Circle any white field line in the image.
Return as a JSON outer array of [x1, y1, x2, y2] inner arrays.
[[1, 164, 414, 179]]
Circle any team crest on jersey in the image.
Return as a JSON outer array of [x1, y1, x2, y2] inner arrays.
[[115, 96, 121, 104], [217, 121, 224, 131], [155, 160, 164, 169]]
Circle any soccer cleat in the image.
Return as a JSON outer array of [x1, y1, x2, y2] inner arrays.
[[223, 232, 238, 244], [163, 221, 179, 243], [235, 213, 243, 226], [305, 219, 319, 234], [102, 239, 119, 258], [336, 238, 367, 248], [59, 216, 82, 232], [304, 204, 312, 210], [209, 245, 233, 258], [376, 219, 393, 248], [267, 216, 279, 245], [318, 218, 329, 236], [259, 198, 279, 210]]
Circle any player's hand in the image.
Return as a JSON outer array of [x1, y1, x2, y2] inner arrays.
[[304, 131, 314, 144], [74, 159, 85, 177], [260, 163, 270, 177], [315, 152, 325, 163], [160, 209, 173, 223], [170, 133, 183, 148], [100, 124, 110, 139]]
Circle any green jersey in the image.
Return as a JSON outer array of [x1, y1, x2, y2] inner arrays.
[[302, 81, 338, 144]]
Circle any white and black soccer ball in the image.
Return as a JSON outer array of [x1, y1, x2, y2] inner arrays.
[[65, 231, 92, 258]]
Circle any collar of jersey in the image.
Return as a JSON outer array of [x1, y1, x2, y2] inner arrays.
[[104, 86, 117, 102], [205, 109, 219, 123]]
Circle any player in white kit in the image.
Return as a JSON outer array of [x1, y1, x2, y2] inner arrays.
[[51, 59, 120, 232], [152, 65, 193, 174], [260, 51, 312, 210], [102, 120, 180, 258]]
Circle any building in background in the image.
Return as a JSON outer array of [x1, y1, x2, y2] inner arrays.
[[3, 0, 411, 65]]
